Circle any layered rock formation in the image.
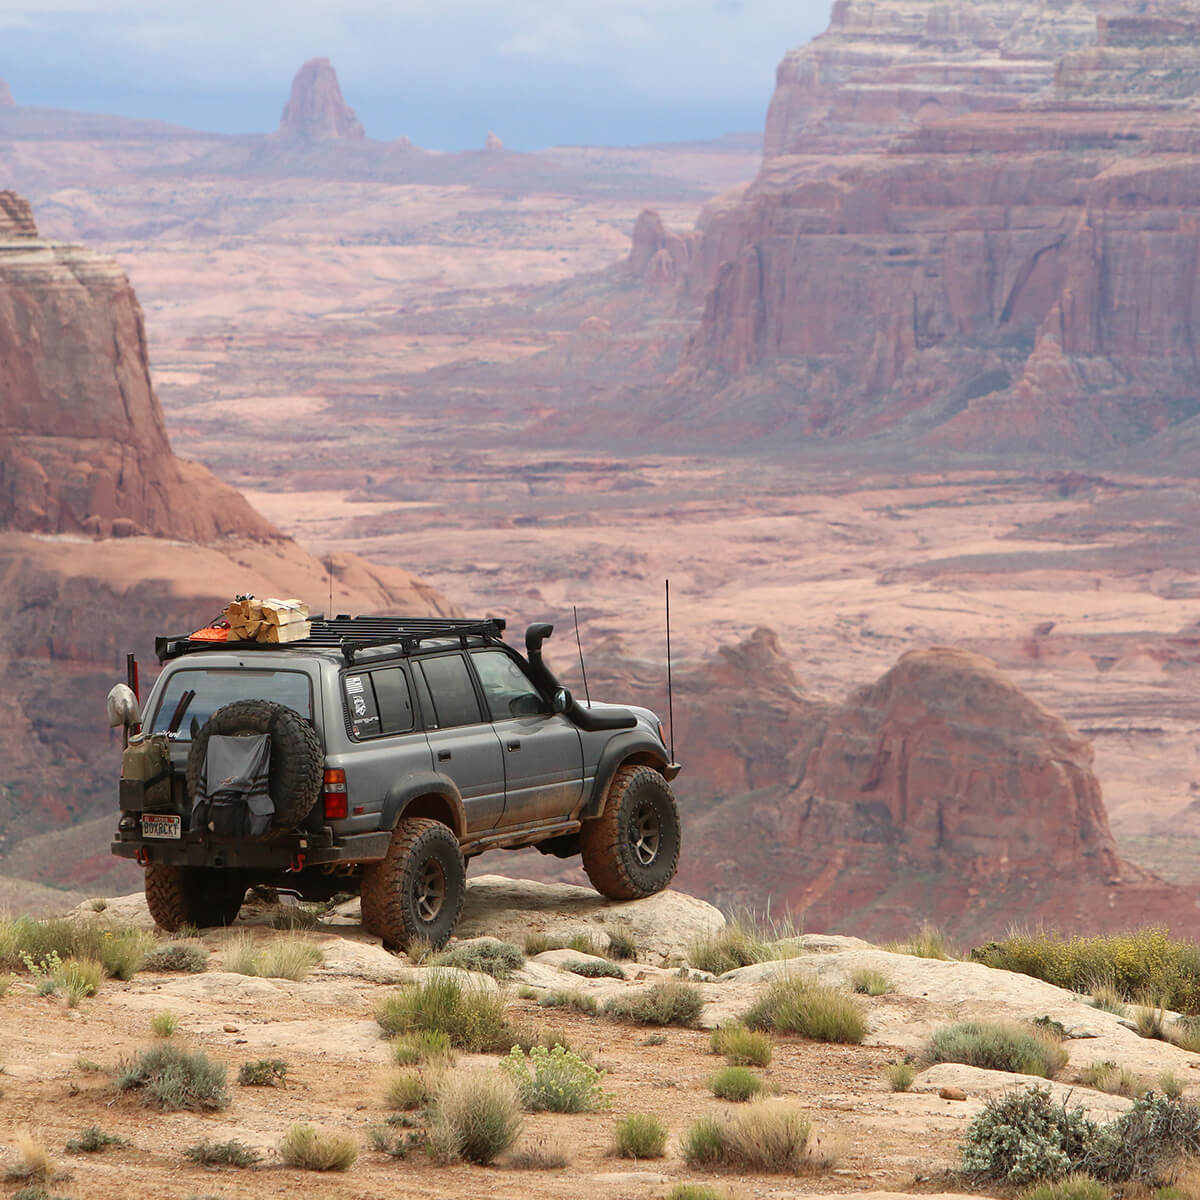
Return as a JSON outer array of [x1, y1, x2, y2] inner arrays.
[[277, 57, 365, 141], [0, 79, 14, 110], [658, 1, 1200, 458]]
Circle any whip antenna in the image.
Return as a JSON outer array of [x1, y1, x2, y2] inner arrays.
[[573, 604, 592, 708], [327, 554, 334, 618], [665, 579, 675, 762]]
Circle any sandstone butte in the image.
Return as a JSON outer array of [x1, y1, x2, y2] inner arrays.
[[0, 78, 14, 110], [0, 191, 454, 893], [623, 0, 1200, 458], [518, 630, 1200, 943], [276, 55, 366, 141]]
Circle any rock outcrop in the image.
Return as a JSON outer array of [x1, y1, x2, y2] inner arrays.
[[659, 2, 1200, 458], [277, 58, 365, 141], [626, 209, 694, 287], [483, 130, 504, 152], [0, 79, 14, 110]]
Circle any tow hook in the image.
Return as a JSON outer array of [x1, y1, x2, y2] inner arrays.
[[136, 846, 151, 866], [287, 852, 307, 874]]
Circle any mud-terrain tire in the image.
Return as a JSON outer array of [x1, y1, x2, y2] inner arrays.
[[580, 765, 680, 901], [186, 700, 323, 830], [359, 818, 465, 951], [145, 863, 247, 931]]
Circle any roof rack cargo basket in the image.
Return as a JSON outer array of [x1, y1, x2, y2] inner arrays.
[[156, 615, 507, 664]]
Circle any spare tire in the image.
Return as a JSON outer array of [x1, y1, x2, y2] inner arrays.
[[186, 699, 323, 830]]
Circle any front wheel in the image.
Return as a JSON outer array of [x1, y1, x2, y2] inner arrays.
[[359, 818, 466, 951], [144, 864, 247, 931], [580, 765, 681, 900]]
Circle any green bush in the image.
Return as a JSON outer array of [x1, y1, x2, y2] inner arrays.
[[500, 1045, 609, 1113], [56, 958, 102, 1006], [149, 1011, 179, 1038], [886, 1061, 916, 1091], [602, 979, 703, 1026], [238, 1058, 287, 1087], [970, 928, 1200, 1013], [849, 967, 894, 996], [184, 1139, 262, 1167], [115, 1044, 229, 1111], [435, 941, 525, 980], [1095, 1092, 1200, 1185], [710, 1023, 772, 1066], [604, 929, 638, 961], [376, 975, 510, 1052], [538, 989, 598, 1015], [681, 1101, 815, 1172], [742, 975, 867, 1043], [384, 1070, 429, 1111], [429, 1069, 523, 1165], [277, 1124, 357, 1171], [390, 1029, 454, 1066], [565, 958, 625, 979], [64, 1127, 126, 1154], [614, 1113, 667, 1159], [143, 943, 207, 973], [928, 1021, 1068, 1078], [505, 1021, 574, 1055], [708, 1065, 766, 1102], [885, 923, 955, 960], [1020, 1175, 1113, 1200]]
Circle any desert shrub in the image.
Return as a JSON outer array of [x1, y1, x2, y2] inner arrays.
[[500, 1045, 609, 1113], [238, 1058, 287, 1087], [184, 1139, 261, 1167], [55, 957, 102, 1006], [150, 1010, 179, 1038], [565, 958, 625, 979], [688, 922, 772, 975], [74, 1058, 104, 1074], [384, 1070, 429, 1111], [603, 979, 703, 1026], [390, 1029, 454, 1066], [710, 1023, 772, 1067], [1135, 1003, 1170, 1041], [1167, 1017, 1200, 1053], [567, 932, 603, 954], [1160, 1071, 1186, 1100], [428, 1069, 523, 1165], [143, 943, 207, 973], [115, 1043, 229, 1111], [523, 932, 561, 956], [64, 1127, 126, 1153], [376, 975, 510, 1052], [681, 1101, 815, 1172], [367, 1124, 426, 1159], [505, 1021, 574, 1055], [743, 975, 867, 1043], [614, 1113, 667, 1159], [0, 973, 11, 997], [886, 923, 955, 960], [4, 1136, 53, 1183], [960, 1087, 1099, 1184], [1090, 983, 1128, 1017], [1079, 1061, 1146, 1099], [667, 1188, 725, 1200], [850, 967, 894, 996], [538, 989, 598, 1015], [505, 1135, 569, 1169], [1092, 1092, 1200, 1185], [604, 929, 638, 961], [435, 941, 524, 980], [886, 1061, 916, 1091], [1020, 1175, 1113, 1200], [277, 1124, 357, 1171], [970, 928, 1200, 1013], [229, 934, 321, 981], [927, 1021, 1068, 1078], [708, 1065, 767, 1102]]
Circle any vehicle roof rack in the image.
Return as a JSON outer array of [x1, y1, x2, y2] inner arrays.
[[156, 615, 508, 664]]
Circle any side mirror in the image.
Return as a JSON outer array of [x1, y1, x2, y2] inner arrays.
[[551, 687, 572, 715], [106, 683, 141, 729]]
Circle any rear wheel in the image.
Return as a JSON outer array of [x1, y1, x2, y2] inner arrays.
[[145, 863, 247, 931], [580, 765, 680, 901], [359, 818, 465, 951]]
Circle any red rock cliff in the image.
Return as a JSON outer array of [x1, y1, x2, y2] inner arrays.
[[277, 58, 366, 141]]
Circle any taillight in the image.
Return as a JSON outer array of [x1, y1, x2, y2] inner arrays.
[[323, 768, 348, 820], [657, 721, 667, 746]]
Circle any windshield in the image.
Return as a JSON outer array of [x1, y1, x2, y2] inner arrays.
[[150, 668, 313, 739]]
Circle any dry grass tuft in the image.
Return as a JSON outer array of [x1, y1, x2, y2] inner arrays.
[[743, 974, 867, 1043], [277, 1124, 357, 1171]]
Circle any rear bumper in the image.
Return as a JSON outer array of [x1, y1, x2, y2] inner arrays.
[[111, 829, 392, 869]]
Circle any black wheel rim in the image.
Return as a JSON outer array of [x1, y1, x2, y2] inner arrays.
[[629, 801, 661, 867], [413, 858, 446, 923]]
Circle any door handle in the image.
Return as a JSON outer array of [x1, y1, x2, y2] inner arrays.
[[507, 741, 521, 752], [437, 750, 451, 761]]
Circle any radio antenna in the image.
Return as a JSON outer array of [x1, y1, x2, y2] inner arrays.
[[327, 553, 334, 619], [665, 579, 675, 762], [573, 604, 592, 708]]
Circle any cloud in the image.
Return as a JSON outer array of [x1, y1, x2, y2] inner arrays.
[[0, 0, 832, 146]]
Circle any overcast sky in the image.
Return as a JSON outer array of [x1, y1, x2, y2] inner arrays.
[[0, 0, 831, 149]]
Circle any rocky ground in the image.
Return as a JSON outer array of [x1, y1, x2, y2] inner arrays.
[[3, 875, 1199, 1200]]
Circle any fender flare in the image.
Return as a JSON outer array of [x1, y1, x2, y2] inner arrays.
[[583, 732, 670, 819], [380, 772, 467, 838]]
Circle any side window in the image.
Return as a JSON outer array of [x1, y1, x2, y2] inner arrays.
[[418, 655, 483, 728], [471, 649, 548, 721], [374, 667, 415, 734], [343, 672, 380, 738]]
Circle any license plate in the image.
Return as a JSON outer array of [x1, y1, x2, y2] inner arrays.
[[142, 814, 181, 839]]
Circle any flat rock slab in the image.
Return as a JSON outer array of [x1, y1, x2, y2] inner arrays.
[[455, 874, 724, 965]]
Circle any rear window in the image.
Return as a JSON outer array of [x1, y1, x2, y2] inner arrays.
[[343, 666, 415, 739], [150, 668, 313, 739]]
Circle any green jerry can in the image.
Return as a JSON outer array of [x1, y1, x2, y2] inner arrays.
[[119, 733, 173, 813]]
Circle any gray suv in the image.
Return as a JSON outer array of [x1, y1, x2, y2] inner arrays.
[[110, 616, 682, 949]]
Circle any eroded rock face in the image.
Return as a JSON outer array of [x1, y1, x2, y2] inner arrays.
[[277, 58, 366, 141], [0, 80, 14, 110]]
